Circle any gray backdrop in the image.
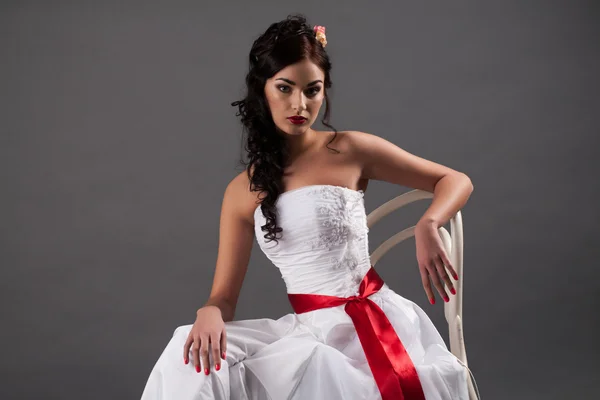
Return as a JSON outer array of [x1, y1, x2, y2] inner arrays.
[[2, 1, 599, 399]]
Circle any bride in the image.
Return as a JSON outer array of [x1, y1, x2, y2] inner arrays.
[[141, 14, 474, 400]]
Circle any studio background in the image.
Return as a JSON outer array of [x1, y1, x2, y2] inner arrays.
[[1, 1, 599, 399]]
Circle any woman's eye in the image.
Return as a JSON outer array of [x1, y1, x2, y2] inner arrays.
[[277, 85, 321, 96]]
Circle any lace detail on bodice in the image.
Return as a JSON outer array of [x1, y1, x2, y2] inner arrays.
[[302, 186, 369, 251], [254, 185, 373, 298], [300, 186, 370, 294]]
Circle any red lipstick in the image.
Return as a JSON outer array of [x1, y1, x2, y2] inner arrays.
[[287, 116, 307, 125]]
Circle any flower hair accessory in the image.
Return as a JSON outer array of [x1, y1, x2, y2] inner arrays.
[[313, 25, 327, 48]]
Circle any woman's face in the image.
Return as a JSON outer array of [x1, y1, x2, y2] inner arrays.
[[264, 58, 325, 136]]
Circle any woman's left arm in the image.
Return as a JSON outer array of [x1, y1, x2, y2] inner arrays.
[[416, 173, 474, 228], [350, 131, 474, 304]]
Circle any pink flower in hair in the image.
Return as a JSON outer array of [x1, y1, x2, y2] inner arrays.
[[313, 25, 327, 48]]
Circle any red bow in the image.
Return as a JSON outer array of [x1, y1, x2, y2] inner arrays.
[[288, 266, 426, 400]]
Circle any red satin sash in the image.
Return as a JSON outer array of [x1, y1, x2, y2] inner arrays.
[[287, 266, 426, 400]]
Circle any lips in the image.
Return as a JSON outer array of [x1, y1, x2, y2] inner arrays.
[[288, 116, 307, 122]]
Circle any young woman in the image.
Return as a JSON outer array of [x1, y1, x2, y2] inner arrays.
[[141, 14, 474, 400]]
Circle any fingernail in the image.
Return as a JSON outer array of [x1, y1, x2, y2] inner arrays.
[[453, 274, 459, 280], [450, 288, 456, 295], [444, 296, 449, 302], [184, 358, 188, 364], [195, 365, 200, 373], [215, 364, 220, 371], [222, 352, 226, 359], [204, 368, 209, 375], [430, 297, 435, 305]]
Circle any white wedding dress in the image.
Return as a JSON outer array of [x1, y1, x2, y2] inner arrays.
[[141, 185, 469, 399]]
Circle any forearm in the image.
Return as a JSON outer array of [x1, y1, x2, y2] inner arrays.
[[418, 173, 474, 229], [202, 297, 236, 322]]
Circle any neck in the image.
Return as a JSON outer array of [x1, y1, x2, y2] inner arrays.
[[285, 128, 319, 160]]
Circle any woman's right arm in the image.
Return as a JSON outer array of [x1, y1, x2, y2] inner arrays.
[[201, 172, 257, 322], [183, 172, 258, 373]]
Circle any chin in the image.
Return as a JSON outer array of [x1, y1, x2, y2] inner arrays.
[[278, 122, 310, 135]]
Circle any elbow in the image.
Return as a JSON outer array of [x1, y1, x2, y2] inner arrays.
[[461, 173, 474, 192]]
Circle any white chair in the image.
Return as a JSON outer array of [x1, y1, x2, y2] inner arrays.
[[367, 189, 480, 400]]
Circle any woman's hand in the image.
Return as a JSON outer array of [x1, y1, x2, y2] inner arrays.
[[414, 219, 459, 305], [183, 305, 227, 375]]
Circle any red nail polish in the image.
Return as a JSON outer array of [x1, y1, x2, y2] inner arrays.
[[195, 365, 200, 373], [430, 297, 435, 305], [453, 274, 459, 280], [444, 296, 449, 302], [222, 352, 226, 359], [450, 288, 456, 295], [184, 358, 188, 365], [215, 364, 220, 371], [205, 368, 209, 375]]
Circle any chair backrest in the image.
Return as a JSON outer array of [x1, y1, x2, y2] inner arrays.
[[366, 189, 478, 399]]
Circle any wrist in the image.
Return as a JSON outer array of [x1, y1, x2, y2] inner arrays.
[[198, 304, 220, 313], [200, 299, 232, 321], [417, 217, 440, 230]]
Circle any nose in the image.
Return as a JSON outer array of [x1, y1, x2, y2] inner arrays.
[[291, 91, 307, 113]]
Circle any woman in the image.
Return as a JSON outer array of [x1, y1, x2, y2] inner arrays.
[[141, 14, 474, 400]]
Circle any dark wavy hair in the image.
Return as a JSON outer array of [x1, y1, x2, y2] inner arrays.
[[231, 14, 340, 245]]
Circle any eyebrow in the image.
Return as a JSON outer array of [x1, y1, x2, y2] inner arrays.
[[275, 78, 323, 86]]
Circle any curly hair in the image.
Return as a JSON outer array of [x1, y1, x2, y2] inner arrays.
[[231, 14, 340, 245]]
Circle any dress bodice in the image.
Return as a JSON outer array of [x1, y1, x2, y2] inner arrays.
[[253, 185, 373, 297]]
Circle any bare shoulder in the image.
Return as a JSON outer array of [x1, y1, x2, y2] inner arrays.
[[338, 130, 378, 149], [326, 130, 381, 166], [320, 130, 358, 153], [223, 169, 261, 227], [340, 130, 471, 192], [322, 130, 378, 155]]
